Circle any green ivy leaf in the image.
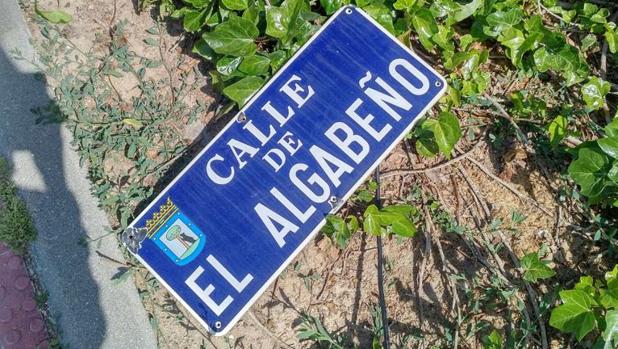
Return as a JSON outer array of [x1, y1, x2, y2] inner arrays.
[[364, 4, 395, 34], [363, 204, 416, 238], [393, 0, 417, 12], [582, 77, 611, 110], [265, 0, 305, 43], [521, 252, 555, 282], [451, 0, 481, 23], [575, 276, 597, 298], [192, 39, 216, 61], [482, 329, 502, 349], [581, 33, 598, 52], [411, 8, 438, 51], [216, 56, 243, 76], [568, 147, 610, 198], [608, 162, 618, 183], [548, 115, 567, 148], [598, 137, 618, 159], [202, 17, 259, 56], [363, 205, 382, 236], [183, 8, 209, 32], [382, 204, 416, 237], [325, 215, 358, 248], [415, 122, 439, 157], [603, 310, 618, 349], [605, 23, 618, 54], [35, 5, 72, 24], [238, 55, 271, 76], [425, 111, 461, 158], [222, 0, 249, 10], [606, 117, 618, 138], [320, 0, 349, 15], [549, 290, 598, 341], [222, 76, 264, 106], [184, 0, 211, 8], [601, 266, 618, 309], [484, 8, 523, 37], [269, 50, 288, 71]]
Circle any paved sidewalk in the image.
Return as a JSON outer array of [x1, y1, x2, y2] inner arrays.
[[0, 243, 48, 349], [0, 1, 157, 348]]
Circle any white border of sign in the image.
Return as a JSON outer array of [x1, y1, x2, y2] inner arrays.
[[127, 5, 447, 336]]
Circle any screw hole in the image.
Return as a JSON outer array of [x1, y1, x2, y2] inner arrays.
[[237, 113, 247, 123], [345, 8, 353, 14], [215, 321, 222, 329], [435, 81, 442, 87]]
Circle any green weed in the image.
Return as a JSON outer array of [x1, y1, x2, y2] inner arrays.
[[0, 157, 37, 254]]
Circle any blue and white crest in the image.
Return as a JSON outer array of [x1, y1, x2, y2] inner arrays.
[[146, 198, 205, 266]]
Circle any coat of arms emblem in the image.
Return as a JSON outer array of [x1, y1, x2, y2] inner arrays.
[[145, 198, 206, 266]]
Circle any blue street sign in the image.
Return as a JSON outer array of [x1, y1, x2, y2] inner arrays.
[[124, 5, 446, 335]]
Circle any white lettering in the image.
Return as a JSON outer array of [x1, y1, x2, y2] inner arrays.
[[290, 163, 330, 203], [280, 75, 315, 108], [261, 101, 295, 126], [185, 266, 233, 316], [389, 58, 429, 95], [364, 77, 412, 121], [228, 139, 258, 169], [243, 120, 275, 146], [271, 187, 315, 223], [346, 99, 392, 141], [310, 145, 353, 187], [262, 148, 286, 172], [206, 154, 234, 185], [277, 131, 302, 155], [325, 122, 369, 164], [255, 202, 299, 247], [206, 255, 253, 292]]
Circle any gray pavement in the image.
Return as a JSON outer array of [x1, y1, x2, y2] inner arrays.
[[0, 1, 157, 347]]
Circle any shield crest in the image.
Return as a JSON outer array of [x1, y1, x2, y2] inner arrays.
[[146, 198, 206, 266]]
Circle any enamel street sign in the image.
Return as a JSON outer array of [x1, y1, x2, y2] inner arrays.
[[122, 5, 446, 335]]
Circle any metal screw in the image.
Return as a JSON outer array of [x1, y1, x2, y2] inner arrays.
[[328, 196, 338, 206], [435, 80, 442, 87], [345, 8, 353, 14], [237, 113, 247, 123], [215, 321, 222, 329]]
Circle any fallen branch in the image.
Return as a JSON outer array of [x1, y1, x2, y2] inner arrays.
[[381, 131, 485, 179]]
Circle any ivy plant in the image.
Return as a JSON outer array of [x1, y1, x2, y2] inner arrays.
[[550, 265, 618, 347], [568, 117, 618, 207]]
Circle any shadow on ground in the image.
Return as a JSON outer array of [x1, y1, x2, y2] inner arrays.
[[0, 47, 106, 347]]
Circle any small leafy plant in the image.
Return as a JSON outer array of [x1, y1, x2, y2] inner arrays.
[[0, 157, 37, 254], [550, 265, 618, 347], [363, 204, 418, 238], [520, 251, 555, 283], [297, 313, 347, 349], [568, 117, 618, 207]]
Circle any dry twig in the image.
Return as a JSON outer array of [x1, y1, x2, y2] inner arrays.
[[463, 155, 554, 217]]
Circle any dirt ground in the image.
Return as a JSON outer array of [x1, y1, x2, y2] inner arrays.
[[20, 0, 612, 348]]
